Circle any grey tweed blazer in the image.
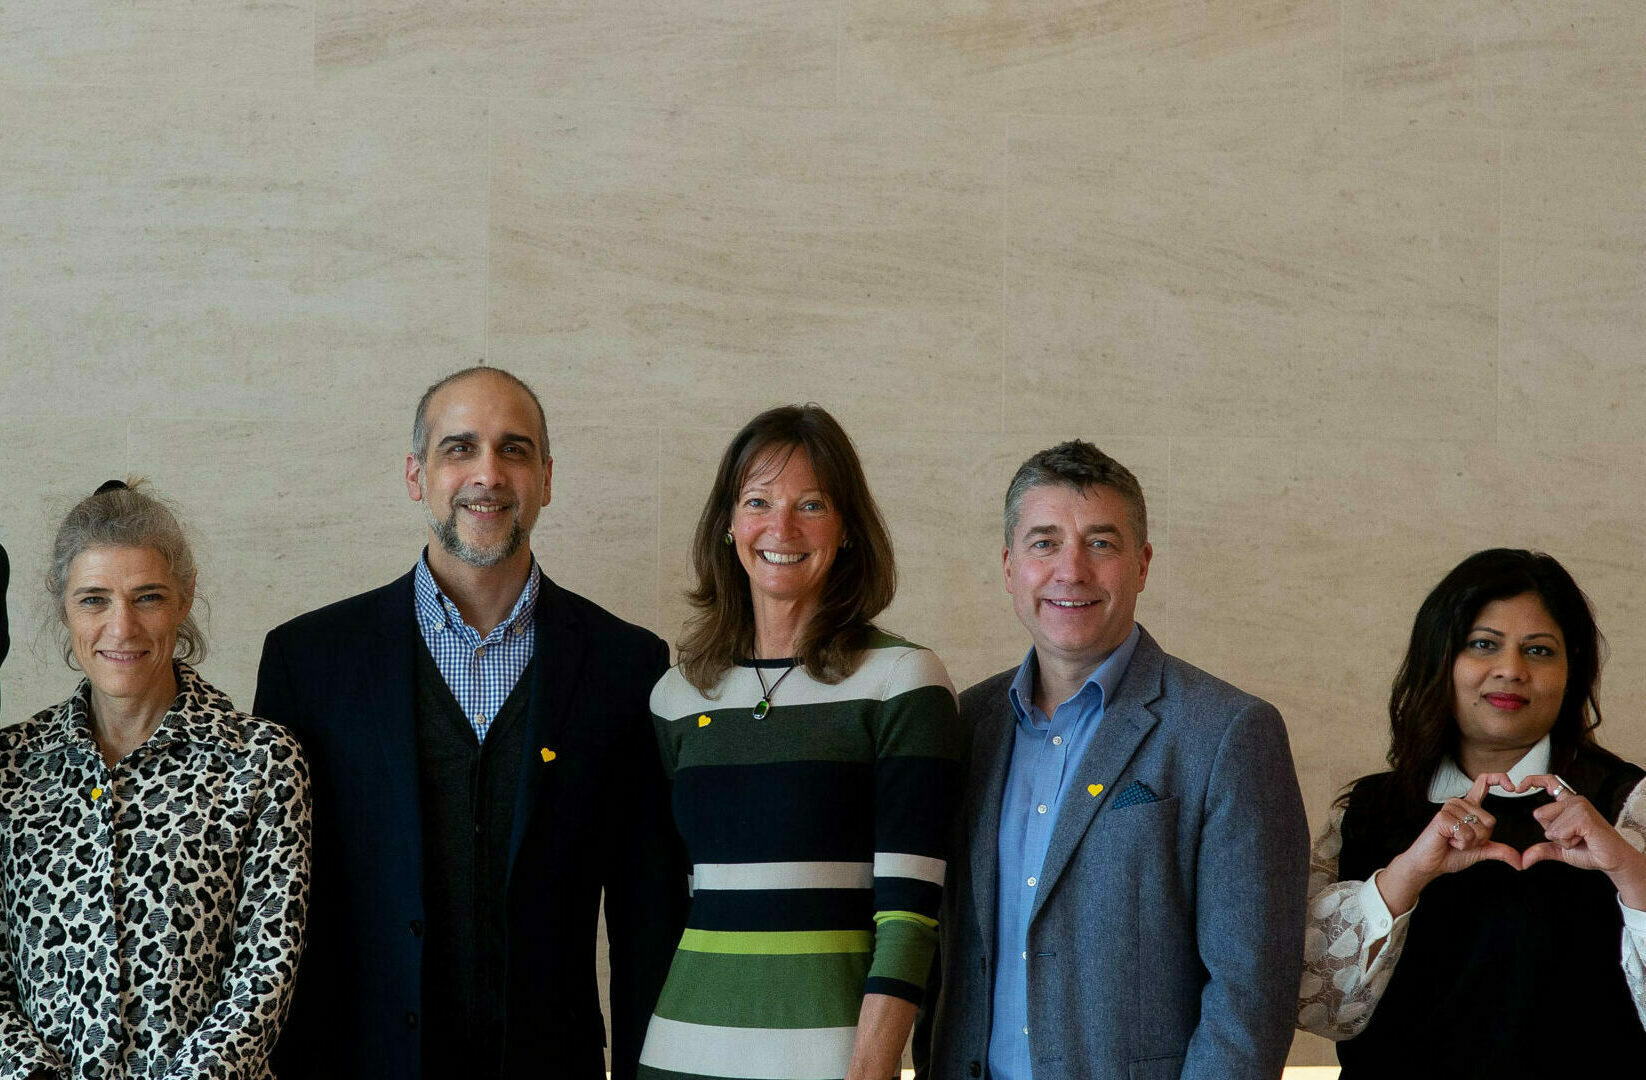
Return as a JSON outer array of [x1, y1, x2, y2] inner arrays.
[[921, 625, 1309, 1080]]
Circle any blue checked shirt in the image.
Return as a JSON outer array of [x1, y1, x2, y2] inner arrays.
[[413, 551, 539, 742], [990, 624, 1140, 1080]]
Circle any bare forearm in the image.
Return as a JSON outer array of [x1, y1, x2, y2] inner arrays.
[[845, 993, 918, 1080]]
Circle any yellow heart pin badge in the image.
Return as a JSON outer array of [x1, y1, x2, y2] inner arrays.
[[91, 787, 104, 801], [697, 715, 712, 728], [1087, 783, 1104, 797], [540, 748, 557, 763]]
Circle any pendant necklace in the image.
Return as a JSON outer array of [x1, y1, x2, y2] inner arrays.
[[752, 660, 797, 720]]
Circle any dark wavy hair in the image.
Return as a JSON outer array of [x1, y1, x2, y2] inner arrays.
[[677, 404, 895, 693], [1352, 548, 1604, 806]]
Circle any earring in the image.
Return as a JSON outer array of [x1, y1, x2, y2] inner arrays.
[[841, 537, 852, 550], [723, 531, 734, 546]]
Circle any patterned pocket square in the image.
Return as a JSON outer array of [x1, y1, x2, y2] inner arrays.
[[1110, 780, 1160, 810]]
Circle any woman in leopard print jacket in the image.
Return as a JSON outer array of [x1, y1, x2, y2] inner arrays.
[[0, 481, 310, 1080]]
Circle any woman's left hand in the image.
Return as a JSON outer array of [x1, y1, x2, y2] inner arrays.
[[1519, 774, 1646, 909]]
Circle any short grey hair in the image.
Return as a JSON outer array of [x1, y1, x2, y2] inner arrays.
[[46, 478, 206, 667], [1003, 440, 1148, 548], [411, 365, 551, 464]]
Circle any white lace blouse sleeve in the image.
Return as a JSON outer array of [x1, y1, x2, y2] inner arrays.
[[1614, 779, 1646, 1030], [1296, 802, 1414, 1040]]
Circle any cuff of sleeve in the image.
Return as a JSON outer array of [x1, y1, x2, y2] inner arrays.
[[1619, 895, 1646, 934], [1357, 873, 1397, 939], [866, 913, 939, 996]]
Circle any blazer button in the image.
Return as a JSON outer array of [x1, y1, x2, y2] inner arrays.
[[968, 1061, 982, 1077], [406, 1011, 419, 1030], [409, 920, 424, 937], [979, 957, 987, 974]]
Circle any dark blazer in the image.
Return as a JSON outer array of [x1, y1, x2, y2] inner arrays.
[[254, 568, 686, 1080], [923, 626, 1309, 1080]]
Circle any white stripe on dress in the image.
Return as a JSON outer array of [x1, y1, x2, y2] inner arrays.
[[872, 852, 946, 886], [692, 861, 873, 891], [640, 1017, 857, 1079]]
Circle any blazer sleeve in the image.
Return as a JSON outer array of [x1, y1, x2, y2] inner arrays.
[[604, 633, 689, 1080], [1182, 699, 1310, 1080], [252, 629, 328, 1079]]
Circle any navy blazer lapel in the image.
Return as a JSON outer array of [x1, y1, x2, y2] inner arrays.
[[1030, 628, 1165, 920], [366, 572, 424, 867], [967, 680, 1016, 965], [507, 572, 587, 883]]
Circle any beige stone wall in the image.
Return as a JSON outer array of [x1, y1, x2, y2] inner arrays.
[[4, 0, 1645, 1066]]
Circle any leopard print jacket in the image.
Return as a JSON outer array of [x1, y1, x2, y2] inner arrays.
[[0, 664, 310, 1080]]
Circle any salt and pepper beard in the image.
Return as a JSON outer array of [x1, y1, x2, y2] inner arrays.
[[420, 485, 526, 568]]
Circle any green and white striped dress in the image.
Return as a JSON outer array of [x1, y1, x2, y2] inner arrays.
[[638, 634, 963, 1080]]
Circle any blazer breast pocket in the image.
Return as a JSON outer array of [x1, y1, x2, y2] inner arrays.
[[1100, 793, 1179, 835]]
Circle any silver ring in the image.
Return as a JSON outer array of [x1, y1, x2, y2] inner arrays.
[[1461, 813, 1479, 826], [1552, 775, 1576, 798], [1450, 820, 1464, 837]]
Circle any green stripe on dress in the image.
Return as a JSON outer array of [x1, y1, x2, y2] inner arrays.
[[679, 928, 872, 955], [653, 951, 868, 1029]]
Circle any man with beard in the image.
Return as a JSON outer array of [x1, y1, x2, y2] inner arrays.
[[255, 366, 686, 1080]]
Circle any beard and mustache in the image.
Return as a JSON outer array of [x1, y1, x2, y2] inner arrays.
[[421, 490, 527, 568]]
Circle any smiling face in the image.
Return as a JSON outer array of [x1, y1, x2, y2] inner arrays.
[[406, 370, 552, 573], [730, 445, 844, 631], [1452, 592, 1568, 769], [64, 545, 192, 714], [1004, 483, 1152, 679]]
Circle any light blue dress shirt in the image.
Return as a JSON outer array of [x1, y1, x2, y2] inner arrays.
[[989, 624, 1141, 1080], [412, 550, 539, 742]]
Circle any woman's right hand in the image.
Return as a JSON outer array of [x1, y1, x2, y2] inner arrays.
[[1377, 771, 1521, 917]]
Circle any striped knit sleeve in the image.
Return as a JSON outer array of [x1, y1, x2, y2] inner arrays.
[[864, 645, 963, 1003]]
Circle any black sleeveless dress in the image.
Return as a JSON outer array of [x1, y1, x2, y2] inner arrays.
[[1335, 744, 1646, 1077]]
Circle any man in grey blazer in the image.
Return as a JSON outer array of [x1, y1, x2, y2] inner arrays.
[[922, 441, 1309, 1080]]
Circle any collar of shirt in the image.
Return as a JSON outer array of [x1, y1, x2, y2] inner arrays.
[[26, 662, 243, 760], [1427, 733, 1550, 801], [413, 548, 540, 644], [1007, 622, 1142, 731]]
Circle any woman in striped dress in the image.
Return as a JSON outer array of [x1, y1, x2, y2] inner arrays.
[[639, 404, 963, 1080]]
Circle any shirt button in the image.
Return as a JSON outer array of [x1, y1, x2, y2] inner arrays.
[[1052, 735, 1063, 746], [512, 623, 524, 636], [475, 645, 486, 658], [1037, 804, 1048, 814], [476, 714, 488, 726], [1022, 1026, 1030, 1035], [1021, 950, 1028, 960], [1026, 876, 1037, 887]]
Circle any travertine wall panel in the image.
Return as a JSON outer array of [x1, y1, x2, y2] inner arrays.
[[316, 0, 835, 106], [1006, 118, 1500, 439], [490, 103, 1004, 434], [4, 0, 1646, 1068], [1501, 133, 1646, 443], [1345, 0, 1646, 131], [0, 89, 489, 421], [842, 0, 1338, 119], [0, 0, 314, 91]]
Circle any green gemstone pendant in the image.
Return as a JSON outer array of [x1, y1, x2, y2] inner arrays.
[[753, 699, 772, 719]]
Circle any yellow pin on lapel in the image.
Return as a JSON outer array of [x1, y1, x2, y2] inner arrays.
[[697, 714, 712, 728], [1087, 783, 1104, 797], [91, 787, 104, 801], [540, 748, 556, 763]]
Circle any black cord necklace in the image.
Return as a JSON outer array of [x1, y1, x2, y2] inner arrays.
[[752, 661, 797, 719]]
